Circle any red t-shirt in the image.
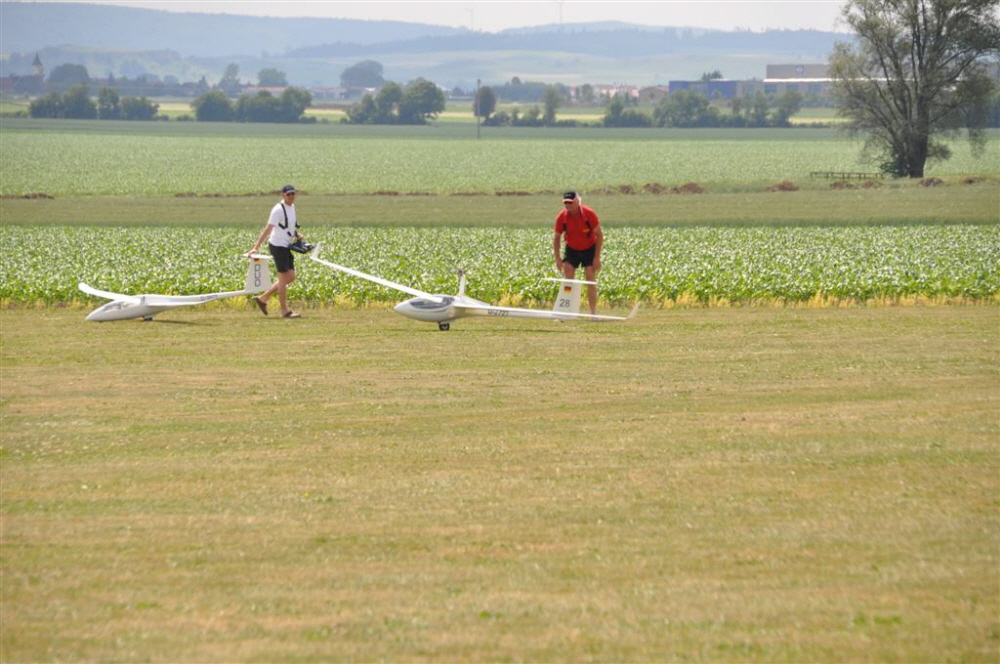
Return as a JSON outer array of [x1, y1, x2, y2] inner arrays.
[[554, 205, 600, 250]]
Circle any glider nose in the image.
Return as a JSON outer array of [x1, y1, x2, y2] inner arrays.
[[394, 297, 454, 323], [85, 304, 113, 322]]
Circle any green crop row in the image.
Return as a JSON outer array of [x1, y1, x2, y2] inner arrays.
[[2, 226, 997, 305], [2, 120, 998, 196]]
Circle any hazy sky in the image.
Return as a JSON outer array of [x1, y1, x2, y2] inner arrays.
[[57, 1, 850, 32]]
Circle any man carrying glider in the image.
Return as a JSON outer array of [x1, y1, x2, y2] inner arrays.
[[553, 190, 603, 315], [247, 184, 304, 319]]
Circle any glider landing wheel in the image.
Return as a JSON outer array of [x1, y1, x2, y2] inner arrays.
[[142, 315, 154, 322], [438, 322, 450, 331]]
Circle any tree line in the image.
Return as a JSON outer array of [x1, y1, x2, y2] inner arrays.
[[466, 83, 807, 128], [29, 85, 160, 120], [190, 88, 313, 123], [342, 79, 445, 125]]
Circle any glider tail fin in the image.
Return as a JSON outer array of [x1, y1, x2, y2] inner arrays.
[[245, 256, 270, 294], [552, 280, 583, 315]]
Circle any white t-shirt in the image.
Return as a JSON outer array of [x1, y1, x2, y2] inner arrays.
[[267, 201, 298, 247]]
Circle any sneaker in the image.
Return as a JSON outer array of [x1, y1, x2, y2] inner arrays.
[[253, 296, 268, 316], [282, 311, 301, 318]]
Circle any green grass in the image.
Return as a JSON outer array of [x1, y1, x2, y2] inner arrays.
[[2, 306, 997, 661], [3, 179, 998, 228]]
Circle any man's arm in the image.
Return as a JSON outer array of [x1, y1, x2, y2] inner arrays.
[[553, 231, 564, 271], [248, 223, 272, 255], [592, 226, 603, 273]]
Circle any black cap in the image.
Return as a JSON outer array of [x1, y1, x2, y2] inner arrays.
[[562, 190, 577, 200], [282, 184, 296, 194]]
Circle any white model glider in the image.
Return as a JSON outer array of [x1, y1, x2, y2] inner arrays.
[[78, 255, 271, 322], [309, 243, 638, 330]]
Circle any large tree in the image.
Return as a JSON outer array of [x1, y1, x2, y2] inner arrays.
[[542, 85, 562, 125], [473, 85, 497, 120], [47, 63, 90, 91], [340, 60, 385, 89], [375, 82, 403, 122], [257, 68, 288, 87], [217, 63, 241, 96], [192, 90, 234, 122], [830, 0, 999, 177], [398, 78, 445, 124]]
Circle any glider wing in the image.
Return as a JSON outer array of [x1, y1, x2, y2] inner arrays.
[[78, 283, 136, 302], [455, 301, 639, 322], [309, 243, 443, 303]]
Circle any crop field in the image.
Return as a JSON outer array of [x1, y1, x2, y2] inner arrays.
[[2, 119, 998, 197], [2, 225, 998, 306]]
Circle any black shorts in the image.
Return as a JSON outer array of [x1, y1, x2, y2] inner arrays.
[[269, 244, 295, 273], [563, 245, 596, 268]]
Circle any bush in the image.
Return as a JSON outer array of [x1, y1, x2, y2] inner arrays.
[[121, 96, 159, 121], [234, 87, 312, 123], [192, 90, 234, 122], [29, 92, 64, 118]]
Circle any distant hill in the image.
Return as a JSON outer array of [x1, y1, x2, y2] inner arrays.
[[0, 2, 467, 57], [0, 2, 850, 89], [288, 28, 844, 60]]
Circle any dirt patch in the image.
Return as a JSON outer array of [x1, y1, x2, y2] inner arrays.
[[642, 182, 668, 194], [832, 180, 884, 190], [919, 178, 945, 187], [962, 177, 983, 185], [765, 180, 799, 192], [617, 184, 636, 194], [174, 190, 309, 198], [495, 190, 533, 196], [672, 182, 706, 194], [1, 193, 54, 199], [450, 192, 489, 196]]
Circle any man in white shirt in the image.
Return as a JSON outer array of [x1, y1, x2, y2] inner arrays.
[[248, 184, 303, 318]]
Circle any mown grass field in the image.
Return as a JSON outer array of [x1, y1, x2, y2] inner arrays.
[[1, 115, 998, 662], [2, 306, 998, 661], [4, 179, 998, 229]]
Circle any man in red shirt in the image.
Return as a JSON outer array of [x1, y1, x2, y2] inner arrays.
[[553, 190, 603, 315]]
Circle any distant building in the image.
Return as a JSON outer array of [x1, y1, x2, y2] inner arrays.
[[241, 86, 288, 97], [668, 64, 834, 100], [766, 64, 829, 79], [0, 53, 45, 95], [763, 63, 833, 97], [307, 86, 348, 101], [590, 83, 639, 100], [638, 85, 669, 105], [668, 79, 738, 99]]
